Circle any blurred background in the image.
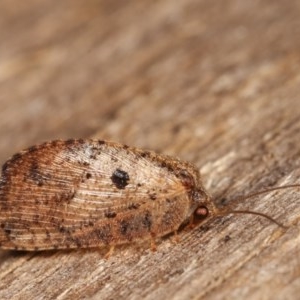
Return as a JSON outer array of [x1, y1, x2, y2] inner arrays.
[[1, 1, 299, 160], [1, 1, 300, 299]]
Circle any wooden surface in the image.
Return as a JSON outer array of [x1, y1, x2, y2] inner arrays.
[[0, 1, 300, 299]]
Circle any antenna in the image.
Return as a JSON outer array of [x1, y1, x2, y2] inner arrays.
[[215, 209, 287, 228], [217, 184, 300, 228], [195, 184, 300, 228]]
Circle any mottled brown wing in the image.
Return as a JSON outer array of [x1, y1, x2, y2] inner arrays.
[[0, 140, 189, 250]]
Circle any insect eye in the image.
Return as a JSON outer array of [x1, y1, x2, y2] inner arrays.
[[194, 206, 209, 219]]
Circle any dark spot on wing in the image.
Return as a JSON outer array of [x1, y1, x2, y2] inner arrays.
[[27, 161, 51, 187], [128, 203, 140, 210], [2, 153, 22, 174], [66, 139, 76, 145], [9, 153, 22, 164], [143, 212, 152, 231], [4, 227, 11, 235], [149, 193, 157, 200], [140, 151, 151, 159], [111, 169, 129, 189], [105, 211, 117, 218], [160, 161, 175, 173], [94, 225, 113, 244], [120, 220, 129, 235], [74, 238, 82, 248], [224, 235, 231, 243], [27, 145, 38, 153], [111, 156, 118, 162]]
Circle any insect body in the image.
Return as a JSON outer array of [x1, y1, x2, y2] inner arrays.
[[0, 139, 215, 251]]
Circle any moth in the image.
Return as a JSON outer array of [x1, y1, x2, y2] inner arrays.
[[0, 139, 298, 252]]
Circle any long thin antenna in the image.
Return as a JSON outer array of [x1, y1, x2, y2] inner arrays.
[[231, 184, 300, 203], [215, 184, 300, 228], [215, 209, 287, 228]]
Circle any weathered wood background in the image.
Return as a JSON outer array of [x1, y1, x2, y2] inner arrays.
[[0, 1, 300, 299]]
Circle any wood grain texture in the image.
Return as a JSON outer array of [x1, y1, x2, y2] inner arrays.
[[0, 0, 300, 299]]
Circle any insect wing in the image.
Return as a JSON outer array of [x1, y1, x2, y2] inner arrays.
[[0, 140, 187, 250]]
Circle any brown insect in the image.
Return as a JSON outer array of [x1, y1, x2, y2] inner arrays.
[[0, 139, 298, 253]]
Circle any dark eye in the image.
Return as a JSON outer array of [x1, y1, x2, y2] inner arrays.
[[194, 206, 209, 220]]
